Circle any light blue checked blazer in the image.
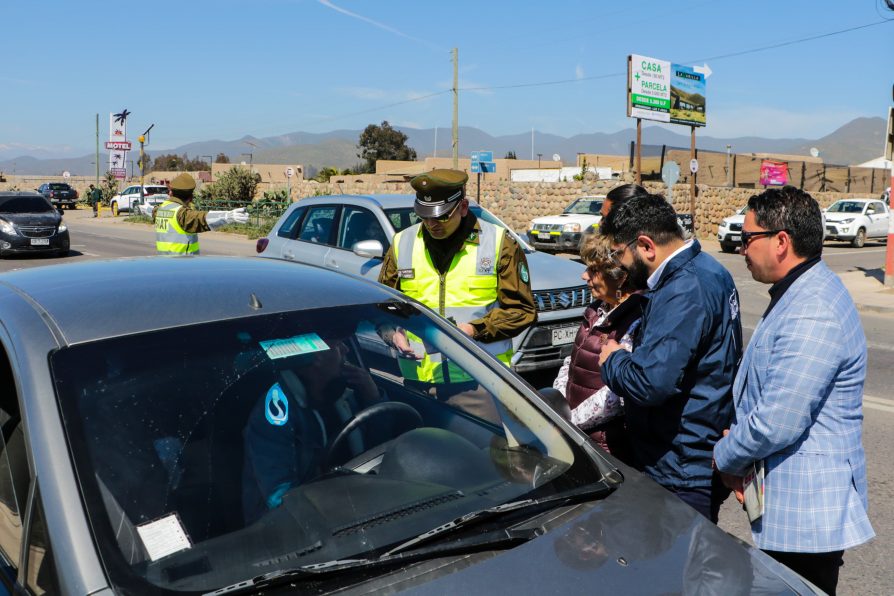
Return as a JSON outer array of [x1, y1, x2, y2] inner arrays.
[[714, 261, 874, 552]]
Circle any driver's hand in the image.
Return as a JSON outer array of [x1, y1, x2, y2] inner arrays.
[[392, 329, 422, 360], [342, 362, 379, 404]]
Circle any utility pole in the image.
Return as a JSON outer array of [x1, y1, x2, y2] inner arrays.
[[139, 123, 155, 205], [95, 114, 100, 185], [452, 48, 458, 169]]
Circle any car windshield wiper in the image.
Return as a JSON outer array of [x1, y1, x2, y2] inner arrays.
[[206, 481, 616, 596]]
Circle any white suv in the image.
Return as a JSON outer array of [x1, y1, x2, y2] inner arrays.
[[717, 206, 747, 253], [527, 196, 605, 253], [824, 198, 890, 248], [109, 185, 169, 216]]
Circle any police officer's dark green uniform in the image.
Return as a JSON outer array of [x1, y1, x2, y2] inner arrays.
[[378, 169, 536, 385], [153, 173, 249, 255]]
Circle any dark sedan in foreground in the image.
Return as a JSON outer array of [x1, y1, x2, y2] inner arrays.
[[0, 257, 817, 594], [0, 191, 70, 257]]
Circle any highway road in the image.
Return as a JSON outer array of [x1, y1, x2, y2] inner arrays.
[[1, 208, 892, 594]]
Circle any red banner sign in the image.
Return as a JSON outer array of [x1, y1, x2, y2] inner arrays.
[[759, 160, 788, 186]]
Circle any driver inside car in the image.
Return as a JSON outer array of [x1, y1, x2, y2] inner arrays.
[[241, 336, 386, 523]]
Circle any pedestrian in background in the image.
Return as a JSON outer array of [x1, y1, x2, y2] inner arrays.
[[153, 173, 249, 255], [88, 184, 102, 218], [598, 192, 742, 523], [713, 186, 874, 595], [599, 183, 649, 218], [552, 233, 645, 463]]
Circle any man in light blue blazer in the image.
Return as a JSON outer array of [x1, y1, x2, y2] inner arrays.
[[713, 186, 874, 595]]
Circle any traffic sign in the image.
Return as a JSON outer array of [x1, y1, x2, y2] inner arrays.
[[105, 141, 133, 151], [285, 167, 294, 178], [62, 171, 71, 179], [690, 159, 699, 174], [471, 161, 496, 173], [471, 151, 493, 163]]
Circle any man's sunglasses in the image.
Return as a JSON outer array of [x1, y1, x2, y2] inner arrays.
[[740, 229, 789, 248], [423, 200, 461, 223]]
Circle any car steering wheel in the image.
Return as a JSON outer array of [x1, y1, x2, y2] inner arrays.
[[323, 401, 423, 469]]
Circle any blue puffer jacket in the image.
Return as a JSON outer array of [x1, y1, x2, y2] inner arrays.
[[602, 240, 742, 489]]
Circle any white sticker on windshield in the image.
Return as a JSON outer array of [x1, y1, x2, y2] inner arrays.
[[260, 333, 330, 360], [136, 513, 192, 561]]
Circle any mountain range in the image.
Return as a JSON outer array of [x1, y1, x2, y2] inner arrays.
[[1, 117, 886, 177]]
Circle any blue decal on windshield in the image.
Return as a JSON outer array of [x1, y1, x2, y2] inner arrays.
[[265, 383, 289, 426]]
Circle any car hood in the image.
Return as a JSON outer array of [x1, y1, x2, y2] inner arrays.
[[823, 212, 862, 222], [524, 250, 585, 291], [531, 214, 601, 226], [375, 472, 814, 595], [721, 214, 744, 226], [0, 212, 61, 226]]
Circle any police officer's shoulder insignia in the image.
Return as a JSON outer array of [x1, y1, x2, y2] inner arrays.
[[519, 262, 530, 284], [467, 231, 478, 242], [478, 256, 493, 275], [398, 268, 415, 279]]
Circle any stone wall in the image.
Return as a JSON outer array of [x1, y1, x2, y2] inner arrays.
[[3, 173, 878, 239]]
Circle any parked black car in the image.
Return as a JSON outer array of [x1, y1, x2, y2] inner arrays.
[[0, 191, 70, 257], [36, 182, 79, 209]]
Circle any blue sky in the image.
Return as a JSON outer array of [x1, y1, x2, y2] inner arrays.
[[2, 0, 893, 157]]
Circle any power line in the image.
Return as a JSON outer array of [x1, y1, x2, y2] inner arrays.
[[458, 19, 893, 93]]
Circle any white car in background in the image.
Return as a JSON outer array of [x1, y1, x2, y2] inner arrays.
[[824, 198, 890, 248], [527, 196, 605, 253], [109, 184, 169, 216], [717, 206, 747, 253]]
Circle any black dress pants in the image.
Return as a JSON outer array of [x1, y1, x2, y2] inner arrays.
[[763, 549, 844, 595]]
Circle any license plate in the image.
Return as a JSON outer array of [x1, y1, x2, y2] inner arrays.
[[729, 234, 740, 242], [551, 326, 577, 345], [30, 238, 50, 246], [538, 232, 552, 240]]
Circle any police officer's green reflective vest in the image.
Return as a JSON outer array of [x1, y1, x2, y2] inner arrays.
[[155, 200, 200, 255], [394, 220, 513, 383]]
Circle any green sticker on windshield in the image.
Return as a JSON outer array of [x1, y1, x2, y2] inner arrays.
[[260, 333, 329, 360]]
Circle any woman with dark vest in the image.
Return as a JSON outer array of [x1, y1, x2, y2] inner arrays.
[[552, 233, 645, 464]]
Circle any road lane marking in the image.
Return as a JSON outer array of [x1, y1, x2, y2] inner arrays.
[[864, 395, 894, 413], [823, 248, 887, 257]]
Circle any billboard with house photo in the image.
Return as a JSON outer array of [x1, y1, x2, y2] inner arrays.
[[669, 64, 706, 126]]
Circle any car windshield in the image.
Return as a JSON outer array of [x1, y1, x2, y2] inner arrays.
[[48, 183, 71, 190], [827, 201, 865, 213], [0, 195, 54, 213], [50, 301, 591, 594], [384, 205, 535, 252], [145, 186, 168, 195], [563, 198, 603, 215]]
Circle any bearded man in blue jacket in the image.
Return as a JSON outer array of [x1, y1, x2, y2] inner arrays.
[[599, 193, 742, 523]]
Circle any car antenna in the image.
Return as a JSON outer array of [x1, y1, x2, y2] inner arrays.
[[249, 293, 263, 310]]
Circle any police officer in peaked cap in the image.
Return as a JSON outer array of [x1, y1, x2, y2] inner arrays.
[[378, 168, 536, 414], [153, 172, 250, 255]]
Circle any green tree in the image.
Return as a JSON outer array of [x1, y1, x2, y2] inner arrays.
[[198, 166, 259, 204], [99, 171, 120, 206], [357, 121, 417, 173], [504, 151, 517, 159], [314, 166, 340, 182], [214, 153, 230, 164]]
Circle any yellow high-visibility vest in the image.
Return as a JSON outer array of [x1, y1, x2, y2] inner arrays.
[[155, 200, 199, 255], [393, 220, 512, 383]]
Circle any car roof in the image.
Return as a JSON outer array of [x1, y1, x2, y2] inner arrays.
[[295, 193, 415, 210], [0, 190, 45, 198], [0, 257, 404, 346]]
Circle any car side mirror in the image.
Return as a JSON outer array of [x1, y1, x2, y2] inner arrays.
[[353, 239, 384, 259], [538, 387, 571, 422]]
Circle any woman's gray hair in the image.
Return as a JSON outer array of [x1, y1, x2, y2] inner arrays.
[[579, 233, 627, 283]]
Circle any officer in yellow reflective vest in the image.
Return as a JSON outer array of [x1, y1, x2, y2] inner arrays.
[[153, 173, 249, 255], [378, 169, 536, 390]]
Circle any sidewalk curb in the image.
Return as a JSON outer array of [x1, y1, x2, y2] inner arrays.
[[855, 302, 894, 315]]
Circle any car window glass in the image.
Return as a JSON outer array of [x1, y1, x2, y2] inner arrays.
[[872, 202, 886, 213], [384, 208, 420, 233], [0, 355, 29, 577], [277, 207, 306, 239], [0, 196, 54, 214], [337, 207, 387, 250], [50, 303, 583, 594], [297, 206, 337, 245], [866, 204, 875, 214], [25, 489, 59, 596]]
